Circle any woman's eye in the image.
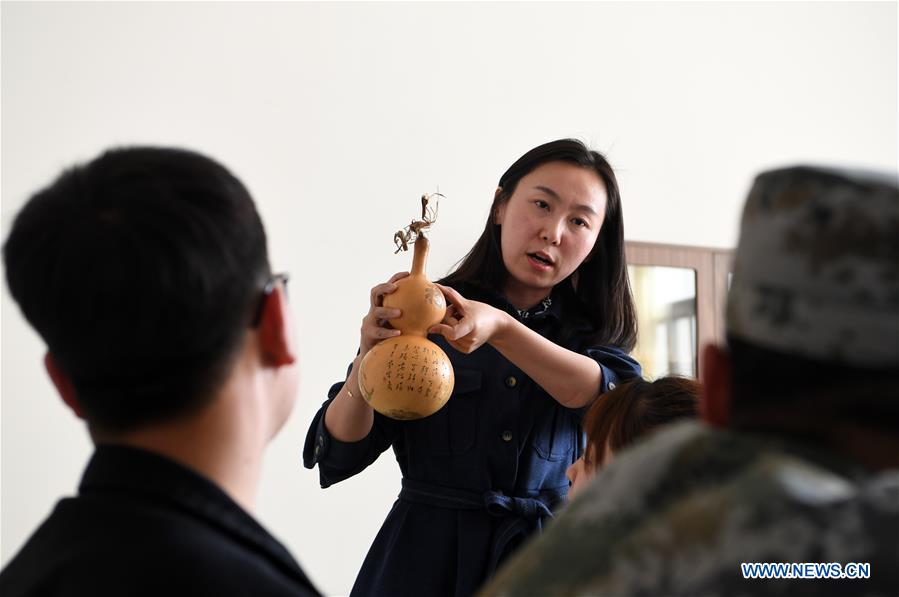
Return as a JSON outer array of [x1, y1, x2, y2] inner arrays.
[[572, 218, 589, 228], [534, 200, 549, 210]]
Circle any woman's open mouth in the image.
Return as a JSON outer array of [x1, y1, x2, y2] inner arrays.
[[527, 252, 554, 270]]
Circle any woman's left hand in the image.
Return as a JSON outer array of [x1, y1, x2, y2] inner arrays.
[[428, 284, 510, 353]]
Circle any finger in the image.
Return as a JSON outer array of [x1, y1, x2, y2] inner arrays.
[[449, 339, 475, 355], [364, 322, 401, 339], [429, 323, 454, 337], [451, 319, 475, 341], [435, 283, 467, 311], [373, 307, 402, 321], [455, 342, 475, 354], [388, 271, 410, 284], [429, 320, 473, 341], [435, 312, 460, 326], [370, 282, 398, 307]]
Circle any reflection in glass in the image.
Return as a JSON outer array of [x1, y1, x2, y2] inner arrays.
[[628, 265, 697, 379]]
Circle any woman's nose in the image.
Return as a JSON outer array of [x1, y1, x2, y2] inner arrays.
[[540, 218, 563, 245]]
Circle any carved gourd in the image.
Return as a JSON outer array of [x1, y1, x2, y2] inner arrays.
[[358, 236, 455, 420]]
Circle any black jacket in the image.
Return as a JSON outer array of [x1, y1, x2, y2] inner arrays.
[[0, 444, 319, 597]]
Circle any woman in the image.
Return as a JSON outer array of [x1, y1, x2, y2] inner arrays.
[[303, 139, 641, 596], [566, 376, 701, 499]]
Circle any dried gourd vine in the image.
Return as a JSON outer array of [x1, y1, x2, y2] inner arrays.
[[393, 192, 444, 254]]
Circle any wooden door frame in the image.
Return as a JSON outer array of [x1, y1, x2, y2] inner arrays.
[[625, 241, 733, 378]]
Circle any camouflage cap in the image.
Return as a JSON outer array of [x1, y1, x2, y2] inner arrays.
[[727, 165, 899, 367]]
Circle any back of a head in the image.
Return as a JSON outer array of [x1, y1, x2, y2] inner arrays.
[[4, 147, 271, 432], [725, 166, 899, 427], [583, 376, 700, 467]]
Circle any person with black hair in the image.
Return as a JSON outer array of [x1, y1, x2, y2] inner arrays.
[[304, 139, 642, 596], [0, 147, 319, 597], [481, 166, 899, 597]]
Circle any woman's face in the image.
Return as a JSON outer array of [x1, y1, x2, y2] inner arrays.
[[565, 456, 592, 499], [495, 161, 607, 305], [566, 444, 613, 500]]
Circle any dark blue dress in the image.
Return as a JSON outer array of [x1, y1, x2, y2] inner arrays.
[[303, 284, 641, 597]]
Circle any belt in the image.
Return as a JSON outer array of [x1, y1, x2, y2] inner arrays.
[[399, 478, 567, 576]]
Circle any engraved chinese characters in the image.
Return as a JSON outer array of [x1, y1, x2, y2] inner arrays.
[[359, 232, 455, 419], [359, 335, 454, 420]]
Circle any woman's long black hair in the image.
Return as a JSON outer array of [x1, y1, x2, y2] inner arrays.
[[440, 139, 637, 351]]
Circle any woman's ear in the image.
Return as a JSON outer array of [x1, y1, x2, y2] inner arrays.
[[700, 343, 731, 427], [493, 187, 506, 225], [258, 286, 298, 368], [44, 353, 84, 419]]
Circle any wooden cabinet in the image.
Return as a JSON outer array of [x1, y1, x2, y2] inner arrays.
[[625, 241, 732, 379]]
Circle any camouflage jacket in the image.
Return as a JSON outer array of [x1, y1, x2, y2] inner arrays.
[[480, 421, 899, 597]]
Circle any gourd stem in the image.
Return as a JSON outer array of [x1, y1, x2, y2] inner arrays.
[[411, 236, 429, 276]]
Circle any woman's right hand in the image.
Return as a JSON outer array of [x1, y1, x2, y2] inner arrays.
[[359, 271, 408, 357], [328, 273, 408, 440]]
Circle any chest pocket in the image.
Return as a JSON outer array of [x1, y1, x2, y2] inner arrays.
[[425, 367, 482, 455], [532, 399, 576, 461]]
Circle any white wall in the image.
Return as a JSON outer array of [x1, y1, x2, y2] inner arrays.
[[1, 2, 895, 595]]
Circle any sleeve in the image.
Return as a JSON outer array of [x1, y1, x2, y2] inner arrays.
[[583, 345, 642, 394], [564, 344, 643, 421], [552, 344, 642, 429], [302, 362, 400, 488]]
